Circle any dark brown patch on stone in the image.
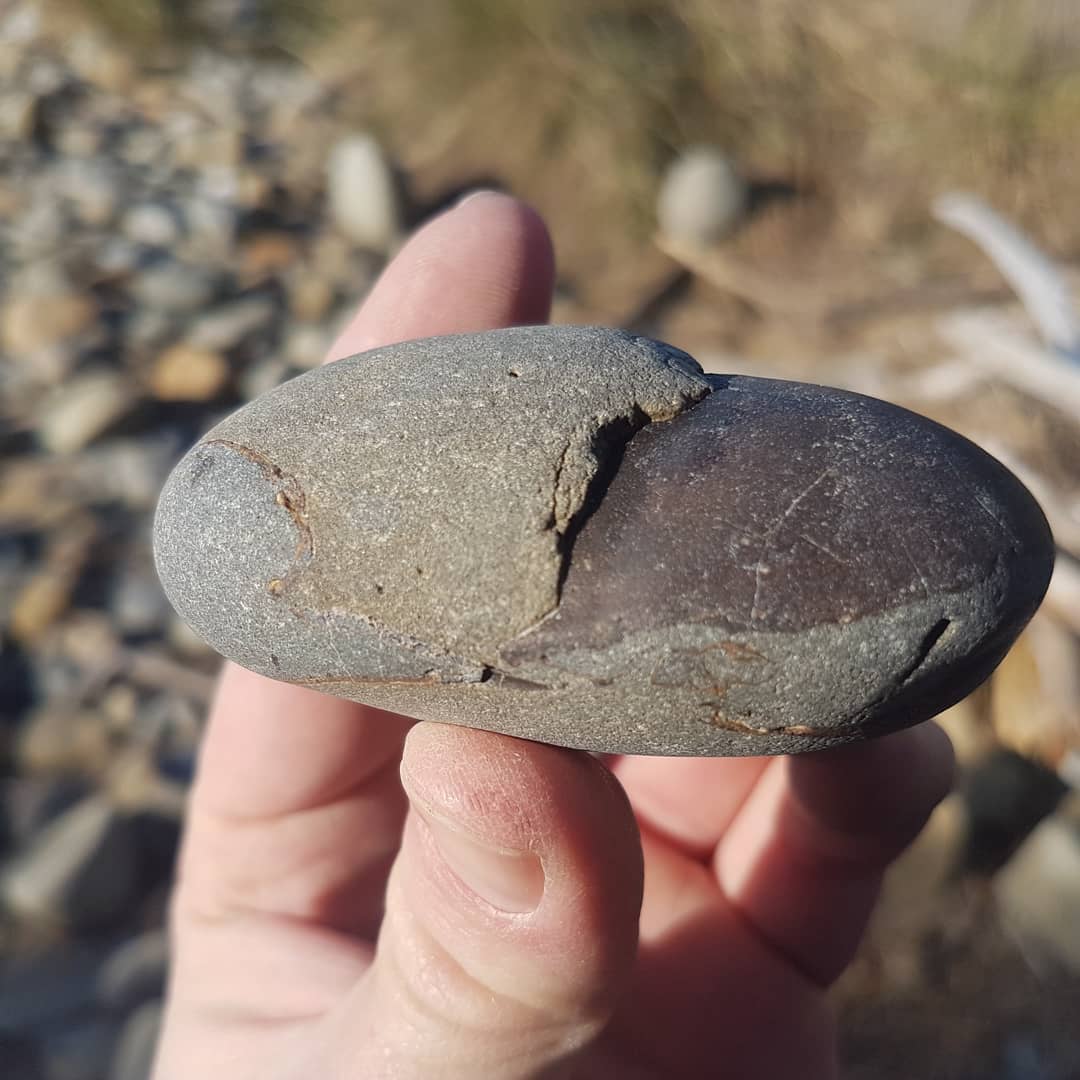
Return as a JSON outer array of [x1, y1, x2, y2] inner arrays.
[[506, 377, 1053, 658]]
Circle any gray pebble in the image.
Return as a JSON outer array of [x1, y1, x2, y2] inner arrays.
[[52, 158, 120, 228], [239, 356, 293, 401], [0, 91, 36, 140], [119, 125, 168, 168], [128, 261, 218, 315], [108, 1002, 162, 1080], [994, 795, 1080, 974], [154, 327, 1053, 756], [1, 776, 89, 848], [0, 796, 140, 930], [35, 373, 136, 455], [110, 570, 172, 638], [122, 203, 182, 248], [125, 309, 181, 351], [178, 196, 235, 261], [185, 295, 274, 351], [96, 931, 168, 1012], [43, 1014, 121, 1080], [0, 937, 113, 1033]]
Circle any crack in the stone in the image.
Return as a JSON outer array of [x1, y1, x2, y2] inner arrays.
[[203, 439, 313, 576], [548, 382, 716, 608], [896, 616, 953, 688], [552, 408, 651, 599]]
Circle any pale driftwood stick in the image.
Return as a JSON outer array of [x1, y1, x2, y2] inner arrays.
[[938, 310, 1080, 416], [881, 359, 986, 404], [657, 231, 1014, 328], [933, 193, 1080, 354], [827, 280, 1014, 328], [655, 233, 832, 320]]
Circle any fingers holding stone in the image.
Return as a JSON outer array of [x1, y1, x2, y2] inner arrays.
[[179, 674, 408, 937], [195, 670, 407, 821], [613, 754, 770, 859], [714, 722, 955, 986], [166, 198, 560, 989], [332, 724, 643, 1078]]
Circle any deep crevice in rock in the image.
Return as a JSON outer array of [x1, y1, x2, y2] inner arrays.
[[550, 378, 719, 605], [897, 616, 953, 687], [553, 407, 651, 600]]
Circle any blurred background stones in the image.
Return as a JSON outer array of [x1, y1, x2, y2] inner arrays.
[[3, 0, 1080, 1076]]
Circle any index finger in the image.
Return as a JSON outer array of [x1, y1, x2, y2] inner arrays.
[[191, 193, 555, 825]]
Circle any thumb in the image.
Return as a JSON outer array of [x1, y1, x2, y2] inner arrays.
[[332, 723, 643, 1078]]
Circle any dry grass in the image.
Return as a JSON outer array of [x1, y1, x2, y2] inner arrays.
[[66, 0, 1080, 311]]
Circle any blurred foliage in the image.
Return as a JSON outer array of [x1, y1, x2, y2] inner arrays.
[[60, 0, 332, 51], [66, 0, 1080, 247]]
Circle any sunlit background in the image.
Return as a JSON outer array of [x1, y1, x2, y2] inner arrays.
[[2, 2, 1080, 1077]]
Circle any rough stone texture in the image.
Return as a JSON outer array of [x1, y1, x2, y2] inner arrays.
[[154, 327, 1053, 756], [502, 376, 1055, 753], [155, 325, 711, 668]]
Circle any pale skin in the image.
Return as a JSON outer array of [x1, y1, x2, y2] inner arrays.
[[152, 192, 955, 1079]]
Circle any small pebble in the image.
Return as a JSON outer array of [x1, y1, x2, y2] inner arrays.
[[283, 322, 331, 369], [0, 91, 34, 139], [16, 707, 112, 778], [178, 196, 235, 260], [122, 203, 182, 248], [108, 1001, 163, 1080], [657, 145, 748, 247], [1, 289, 96, 358], [0, 795, 140, 930], [326, 133, 402, 252], [54, 157, 120, 228], [288, 271, 336, 322], [149, 343, 229, 402], [43, 1014, 121, 1080], [96, 932, 168, 1013], [238, 231, 298, 283], [128, 260, 218, 314], [9, 570, 77, 645], [995, 795, 1080, 974], [35, 372, 136, 454], [1, 775, 90, 848], [239, 356, 292, 400], [0, 936, 112, 1034], [110, 569, 172, 638], [185, 296, 274, 351]]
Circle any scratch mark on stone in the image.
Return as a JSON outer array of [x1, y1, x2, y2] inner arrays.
[[750, 466, 836, 626], [797, 533, 844, 564], [898, 533, 930, 598], [323, 614, 348, 674], [942, 454, 1017, 543]]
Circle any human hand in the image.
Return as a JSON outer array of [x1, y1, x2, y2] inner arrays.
[[151, 193, 954, 1079]]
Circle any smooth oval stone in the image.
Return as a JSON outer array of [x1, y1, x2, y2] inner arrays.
[[153, 326, 1054, 756]]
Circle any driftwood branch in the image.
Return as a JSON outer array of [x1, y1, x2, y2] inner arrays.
[[938, 310, 1080, 417]]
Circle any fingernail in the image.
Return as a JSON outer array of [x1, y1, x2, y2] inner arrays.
[[414, 805, 544, 914], [455, 188, 503, 209]]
